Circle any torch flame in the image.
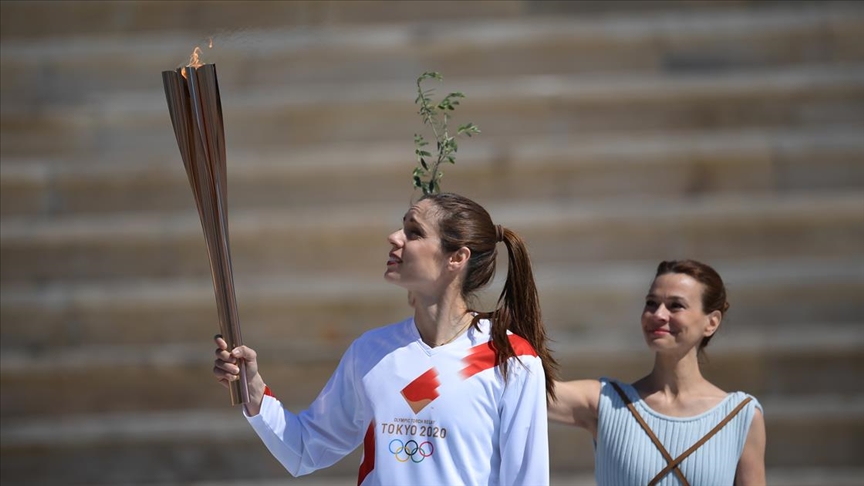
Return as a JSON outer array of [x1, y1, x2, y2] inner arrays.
[[181, 47, 204, 79], [180, 39, 213, 79], [188, 46, 205, 68]]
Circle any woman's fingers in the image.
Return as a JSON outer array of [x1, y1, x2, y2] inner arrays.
[[215, 376, 230, 389], [212, 334, 260, 386], [213, 342, 258, 381], [230, 345, 257, 362], [214, 362, 240, 381], [213, 336, 256, 364], [213, 334, 240, 382], [215, 345, 235, 363], [214, 355, 240, 373], [214, 334, 227, 349]]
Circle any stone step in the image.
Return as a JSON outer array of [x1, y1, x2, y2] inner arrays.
[[2, 256, 862, 351], [4, 1, 833, 42], [2, 64, 863, 159], [1, 192, 862, 283], [2, 127, 862, 218], [1, 394, 861, 484], [2, 5, 861, 107], [0, 0, 526, 40]]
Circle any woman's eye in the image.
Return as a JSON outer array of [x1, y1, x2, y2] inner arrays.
[[645, 300, 658, 309]]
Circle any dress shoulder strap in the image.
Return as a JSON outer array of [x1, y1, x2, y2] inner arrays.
[[609, 381, 690, 486]]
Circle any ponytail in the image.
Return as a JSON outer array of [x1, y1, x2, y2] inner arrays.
[[486, 227, 559, 401]]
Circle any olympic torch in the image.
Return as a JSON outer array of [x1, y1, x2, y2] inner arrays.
[[162, 48, 249, 405]]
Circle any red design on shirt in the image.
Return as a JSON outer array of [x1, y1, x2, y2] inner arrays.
[[357, 421, 375, 486], [401, 368, 441, 414], [461, 335, 538, 379]]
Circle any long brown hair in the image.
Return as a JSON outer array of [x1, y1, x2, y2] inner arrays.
[[421, 192, 559, 399], [655, 259, 730, 352]]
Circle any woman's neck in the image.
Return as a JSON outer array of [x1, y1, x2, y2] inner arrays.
[[639, 349, 707, 397], [633, 349, 728, 416], [411, 288, 471, 347]]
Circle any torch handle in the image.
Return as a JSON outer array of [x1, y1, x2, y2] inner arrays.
[[229, 358, 250, 406]]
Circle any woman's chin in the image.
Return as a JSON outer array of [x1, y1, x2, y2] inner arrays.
[[644, 335, 674, 351], [383, 272, 407, 288]]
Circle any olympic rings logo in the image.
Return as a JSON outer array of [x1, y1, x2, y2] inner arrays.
[[389, 438, 434, 463]]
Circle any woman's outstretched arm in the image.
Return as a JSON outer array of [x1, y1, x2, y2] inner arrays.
[[215, 336, 367, 477], [548, 379, 601, 437]]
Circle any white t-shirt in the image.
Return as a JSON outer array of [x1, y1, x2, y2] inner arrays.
[[245, 317, 550, 486]]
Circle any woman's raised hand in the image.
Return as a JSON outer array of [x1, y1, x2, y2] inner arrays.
[[213, 334, 259, 387], [213, 335, 266, 415]]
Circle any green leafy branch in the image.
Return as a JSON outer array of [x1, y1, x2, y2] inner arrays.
[[413, 72, 480, 195]]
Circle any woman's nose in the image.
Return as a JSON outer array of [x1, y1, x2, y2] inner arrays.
[[654, 304, 670, 321], [387, 229, 402, 246]]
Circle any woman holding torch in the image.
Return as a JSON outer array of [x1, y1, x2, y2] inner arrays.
[[213, 192, 558, 485], [549, 259, 766, 486]]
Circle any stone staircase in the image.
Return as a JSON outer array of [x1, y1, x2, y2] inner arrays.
[[2, 1, 863, 485]]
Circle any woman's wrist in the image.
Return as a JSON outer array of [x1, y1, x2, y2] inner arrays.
[[244, 374, 267, 417]]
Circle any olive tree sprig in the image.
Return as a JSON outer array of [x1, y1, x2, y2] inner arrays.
[[413, 72, 480, 195]]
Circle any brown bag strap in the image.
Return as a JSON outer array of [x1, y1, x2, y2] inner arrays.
[[647, 396, 754, 486], [609, 382, 690, 486]]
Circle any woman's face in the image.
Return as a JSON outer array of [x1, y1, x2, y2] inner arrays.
[[641, 273, 719, 353], [384, 200, 451, 294]]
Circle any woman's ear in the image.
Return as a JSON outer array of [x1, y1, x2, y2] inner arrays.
[[448, 246, 471, 271], [704, 310, 722, 337]]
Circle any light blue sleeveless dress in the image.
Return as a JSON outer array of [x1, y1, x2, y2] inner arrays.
[[595, 378, 762, 486]]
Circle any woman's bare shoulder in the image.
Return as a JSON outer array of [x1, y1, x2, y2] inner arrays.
[[553, 379, 602, 409]]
